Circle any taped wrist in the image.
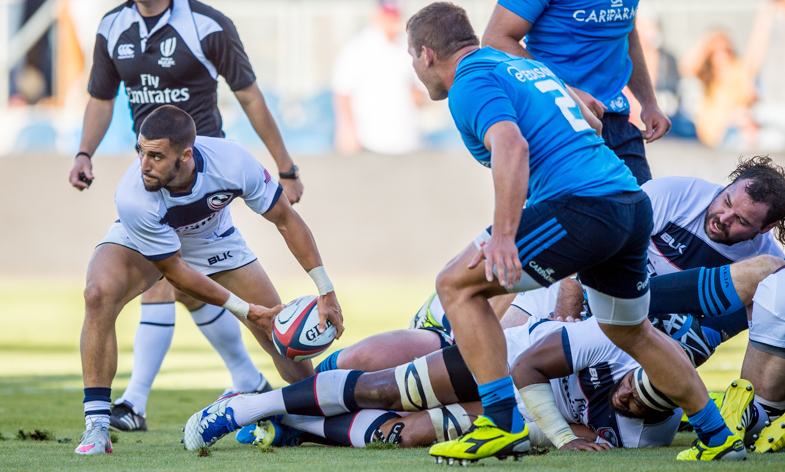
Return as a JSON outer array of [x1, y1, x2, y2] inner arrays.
[[519, 384, 577, 448], [427, 404, 472, 442], [308, 266, 334, 296], [395, 357, 441, 411], [222, 292, 250, 319]]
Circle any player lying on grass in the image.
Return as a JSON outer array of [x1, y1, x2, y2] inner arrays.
[[183, 290, 772, 456], [75, 105, 344, 455], [183, 314, 682, 452]]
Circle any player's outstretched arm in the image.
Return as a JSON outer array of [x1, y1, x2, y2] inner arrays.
[[262, 196, 345, 338], [512, 332, 611, 452], [626, 24, 670, 143], [151, 250, 285, 332], [235, 83, 303, 204], [69, 96, 115, 190], [468, 121, 528, 289]]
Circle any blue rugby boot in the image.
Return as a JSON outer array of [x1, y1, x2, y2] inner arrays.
[[182, 394, 241, 450]]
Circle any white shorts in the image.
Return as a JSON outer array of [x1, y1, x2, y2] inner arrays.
[[98, 221, 258, 276], [750, 271, 785, 349]]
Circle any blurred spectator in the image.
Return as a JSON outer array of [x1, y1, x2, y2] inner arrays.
[[745, 0, 785, 151], [680, 30, 756, 150], [627, 8, 695, 138], [10, 0, 53, 105], [332, 0, 424, 155]]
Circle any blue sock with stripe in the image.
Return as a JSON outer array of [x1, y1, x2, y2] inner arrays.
[[688, 399, 732, 447], [315, 349, 343, 373], [649, 265, 743, 317], [478, 376, 524, 434], [84, 387, 111, 429]]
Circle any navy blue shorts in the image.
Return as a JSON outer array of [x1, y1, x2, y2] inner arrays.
[[479, 191, 652, 299], [601, 113, 651, 185]]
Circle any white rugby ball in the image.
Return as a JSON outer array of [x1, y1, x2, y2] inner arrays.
[[272, 295, 336, 361]]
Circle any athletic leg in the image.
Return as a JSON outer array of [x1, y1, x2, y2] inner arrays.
[[185, 293, 269, 393], [322, 329, 446, 373], [112, 279, 175, 426], [182, 343, 476, 449], [77, 243, 161, 454], [211, 261, 314, 383]]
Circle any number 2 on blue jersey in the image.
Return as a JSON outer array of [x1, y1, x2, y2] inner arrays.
[[534, 79, 592, 133]]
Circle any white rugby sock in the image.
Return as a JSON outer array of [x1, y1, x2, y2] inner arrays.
[[116, 303, 175, 415], [282, 410, 400, 447], [755, 395, 785, 421], [228, 370, 362, 425], [190, 304, 266, 393]]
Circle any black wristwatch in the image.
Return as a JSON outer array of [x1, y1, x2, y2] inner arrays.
[[279, 165, 299, 180]]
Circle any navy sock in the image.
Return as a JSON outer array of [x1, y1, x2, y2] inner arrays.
[[477, 377, 524, 434], [688, 399, 732, 447], [649, 265, 743, 317], [281, 370, 362, 416], [315, 349, 343, 373]]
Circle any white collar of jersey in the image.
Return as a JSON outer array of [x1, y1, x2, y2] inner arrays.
[[132, 2, 172, 50]]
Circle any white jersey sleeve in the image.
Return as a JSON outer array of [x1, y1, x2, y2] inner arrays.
[[510, 283, 560, 318], [562, 318, 635, 373], [115, 161, 181, 260]]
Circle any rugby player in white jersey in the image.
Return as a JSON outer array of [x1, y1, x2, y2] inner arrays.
[[75, 105, 343, 455], [70, 0, 307, 432]]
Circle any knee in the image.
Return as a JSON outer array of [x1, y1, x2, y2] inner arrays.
[[83, 280, 123, 324], [336, 345, 370, 371], [436, 265, 466, 303], [757, 254, 785, 276]]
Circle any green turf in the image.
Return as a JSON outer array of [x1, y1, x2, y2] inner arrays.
[[1, 278, 777, 470]]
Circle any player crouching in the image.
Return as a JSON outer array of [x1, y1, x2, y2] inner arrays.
[[75, 105, 343, 455]]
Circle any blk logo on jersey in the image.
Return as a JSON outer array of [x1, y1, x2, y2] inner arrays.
[[207, 192, 234, 211], [158, 37, 177, 68], [207, 251, 232, 266], [117, 44, 134, 59]]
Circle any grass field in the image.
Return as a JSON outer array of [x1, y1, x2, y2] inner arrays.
[[0, 278, 776, 470]]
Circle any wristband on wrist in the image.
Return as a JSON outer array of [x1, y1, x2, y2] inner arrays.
[[222, 291, 250, 319], [308, 266, 334, 296], [519, 384, 578, 448], [279, 165, 299, 180], [76, 152, 91, 160]]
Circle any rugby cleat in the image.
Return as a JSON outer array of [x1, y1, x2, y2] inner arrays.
[[751, 420, 785, 453], [719, 379, 755, 439], [182, 394, 241, 451], [74, 425, 113, 455], [250, 417, 304, 447], [109, 401, 147, 432], [676, 435, 746, 461], [429, 416, 529, 465]]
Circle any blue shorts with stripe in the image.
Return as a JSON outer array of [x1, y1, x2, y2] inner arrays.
[[479, 191, 652, 299]]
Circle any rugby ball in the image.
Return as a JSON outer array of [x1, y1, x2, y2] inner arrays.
[[273, 295, 336, 361]]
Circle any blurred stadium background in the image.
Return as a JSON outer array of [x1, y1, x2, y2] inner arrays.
[[1, 0, 783, 395]]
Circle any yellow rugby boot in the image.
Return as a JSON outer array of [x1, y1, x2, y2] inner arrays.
[[720, 379, 755, 438], [428, 416, 530, 466], [676, 435, 746, 461], [751, 419, 785, 453]]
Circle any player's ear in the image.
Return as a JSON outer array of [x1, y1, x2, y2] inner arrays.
[[760, 221, 777, 234], [181, 146, 193, 163], [422, 45, 434, 65]]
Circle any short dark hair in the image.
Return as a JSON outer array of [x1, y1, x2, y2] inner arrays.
[[406, 2, 479, 60], [139, 105, 196, 153], [728, 155, 785, 244]]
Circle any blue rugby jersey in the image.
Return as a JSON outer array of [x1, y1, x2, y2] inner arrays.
[[115, 136, 282, 261], [497, 0, 638, 113], [448, 47, 638, 206]]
